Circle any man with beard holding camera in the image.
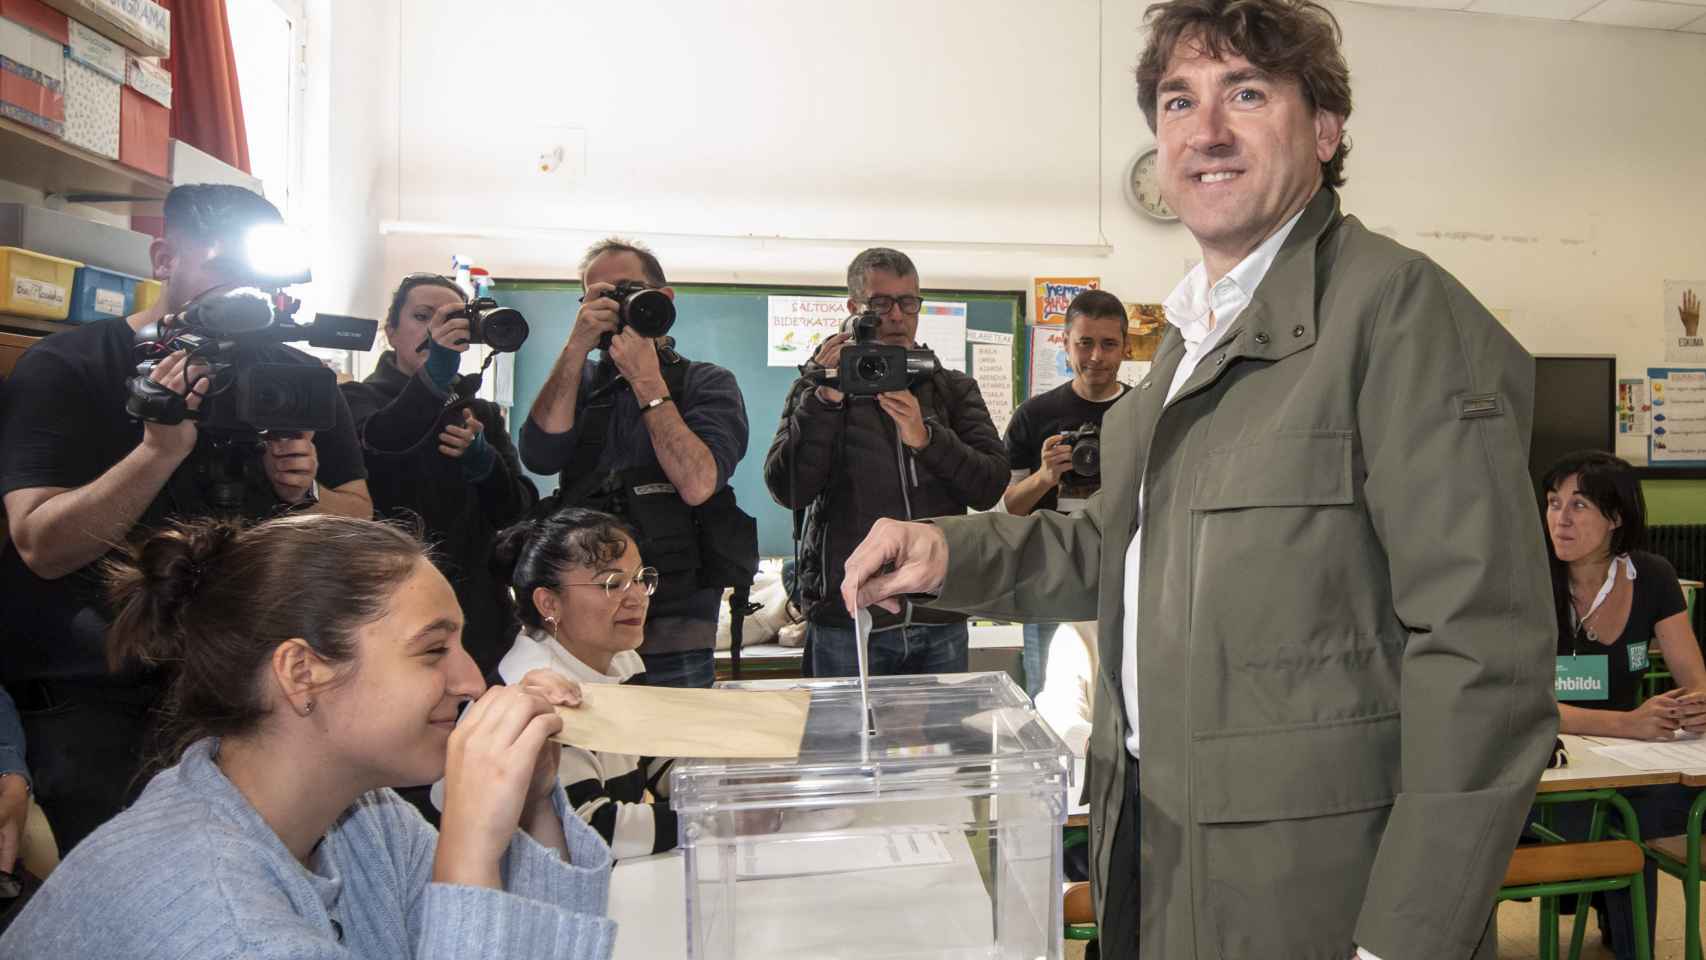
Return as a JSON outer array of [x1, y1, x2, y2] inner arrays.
[[1001, 288, 1130, 696], [522, 238, 751, 689], [0, 184, 371, 853], [764, 248, 1007, 678]]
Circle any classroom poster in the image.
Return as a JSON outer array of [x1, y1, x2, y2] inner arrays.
[[1618, 378, 1650, 436], [766, 295, 846, 367], [1647, 368, 1706, 465], [1665, 281, 1705, 363], [1029, 324, 1072, 397], [1033, 277, 1099, 326], [971, 340, 1016, 436], [916, 301, 967, 371]]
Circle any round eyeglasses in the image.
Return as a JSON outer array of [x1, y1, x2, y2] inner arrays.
[[561, 567, 659, 599]]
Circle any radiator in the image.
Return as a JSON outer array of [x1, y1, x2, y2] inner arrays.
[[1650, 524, 1706, 640]]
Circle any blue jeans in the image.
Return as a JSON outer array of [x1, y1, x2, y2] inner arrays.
[[1022, 621, 1062, 699], [632, 648, 716, 688], [807, 621, 969, 678]]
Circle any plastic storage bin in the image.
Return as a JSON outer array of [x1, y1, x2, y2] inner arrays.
[[134, 277, 161, 313], [67, 264, 137, 323], [0, 246, 81, 320], [672, 672, 1071, 960]]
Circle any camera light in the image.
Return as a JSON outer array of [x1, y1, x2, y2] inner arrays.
[[244, 224, 312, 286]]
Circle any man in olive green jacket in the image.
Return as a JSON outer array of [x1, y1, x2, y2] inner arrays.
[[841, 1, 1558, 958]]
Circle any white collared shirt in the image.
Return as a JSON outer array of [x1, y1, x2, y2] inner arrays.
[[1120, 207, 1305, 760]]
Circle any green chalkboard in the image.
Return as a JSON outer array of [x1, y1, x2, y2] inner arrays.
[[491, 280, 1025, 557]]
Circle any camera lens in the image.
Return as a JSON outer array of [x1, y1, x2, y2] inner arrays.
[[1070, 438, 1101, 477], [472, 307, 529, 353], [856, 355, 890, 384], [622, 289, 676, 339]]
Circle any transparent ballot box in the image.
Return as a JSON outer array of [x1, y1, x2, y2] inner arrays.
[[670, 672, 1072, 960]]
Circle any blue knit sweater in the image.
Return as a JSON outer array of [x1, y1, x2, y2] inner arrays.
[[0, 739, 617, 959]]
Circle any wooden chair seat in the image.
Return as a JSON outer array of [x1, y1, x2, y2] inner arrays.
[[1503, 840, 1645, 887], [1064, 881, 1095, 925], [1648, 834, 1692, 865]]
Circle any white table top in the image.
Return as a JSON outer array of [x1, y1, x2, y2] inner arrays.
[[1540, 734, 1706, 792]]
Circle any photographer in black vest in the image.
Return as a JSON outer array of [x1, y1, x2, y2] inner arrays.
[[0, 184, 371, 852], [520, 238, 753, 689]]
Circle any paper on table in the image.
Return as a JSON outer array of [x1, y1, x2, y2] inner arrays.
[[736, 828, 954, 879], [551, 683, 810, 759], [1588, 735, 1706, 772]]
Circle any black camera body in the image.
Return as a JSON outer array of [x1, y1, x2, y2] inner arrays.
[[127, 287, 377, 435], [451, 296, 529, 353], [836, 310, 937, 396], [598, 280, 676, 348], [1058, 423, 1101, 478]]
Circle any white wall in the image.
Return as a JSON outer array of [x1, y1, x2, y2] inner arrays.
[[374, 0, 1706, 459]]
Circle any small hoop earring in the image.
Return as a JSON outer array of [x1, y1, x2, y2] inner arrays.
[[543, 615, 557, 632]]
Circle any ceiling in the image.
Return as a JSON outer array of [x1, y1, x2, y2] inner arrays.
[[1348, 0, 1706, 33]]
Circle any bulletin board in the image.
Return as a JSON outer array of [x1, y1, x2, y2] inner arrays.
[[491, 280, 1025, 557]]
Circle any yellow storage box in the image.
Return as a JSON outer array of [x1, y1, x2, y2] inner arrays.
[[0, 247, 83, 321], [134, 277, 162, 313]]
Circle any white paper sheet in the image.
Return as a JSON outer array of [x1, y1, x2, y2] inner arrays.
[[736, 829, 954, 879], [1588, 735, 1706, 771]]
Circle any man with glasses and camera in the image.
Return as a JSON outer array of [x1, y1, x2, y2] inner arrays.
[[0, 184, 372, 854], [764, 247, 1007, 678], [522, 237, 754, 689]]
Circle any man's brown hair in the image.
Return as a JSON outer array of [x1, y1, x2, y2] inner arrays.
[[1134, 0, 1353, 187]]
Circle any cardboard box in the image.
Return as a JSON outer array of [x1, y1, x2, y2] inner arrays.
[[0, 56, 63, 134], [117, 81, 164, 176], [35, 0, 167, 58], [0, 202, 153, 275], [123, 50, 164, 106], [0, 13, 65, 82], [63, 53, 117, 157], [0, 0, 68, 45], [67, 18, 122, 81]]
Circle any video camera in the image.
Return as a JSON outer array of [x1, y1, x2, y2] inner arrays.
[[595, 280, 676, 348], [127, 285, 377, 435], [1058, 423, 1101, 477], [835, 309, 937, 396]]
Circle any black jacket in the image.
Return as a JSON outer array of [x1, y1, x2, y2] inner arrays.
[[340, 353, 536, 674], [763, 359, 1007, 628]]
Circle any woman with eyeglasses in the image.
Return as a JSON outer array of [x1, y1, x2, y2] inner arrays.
[[482, 506, 678, 859], [0, 514, 615, 959], [340, 274, 537, 678]]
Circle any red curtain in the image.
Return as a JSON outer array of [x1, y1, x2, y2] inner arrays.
[[161, 0, 251, 173]]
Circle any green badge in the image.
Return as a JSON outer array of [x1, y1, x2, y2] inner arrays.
[[1556, 655, 1610, 702], [1628, 641, 1651, 673]]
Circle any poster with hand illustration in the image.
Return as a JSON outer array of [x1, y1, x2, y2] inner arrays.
[[1665, 281, 1705, 363]]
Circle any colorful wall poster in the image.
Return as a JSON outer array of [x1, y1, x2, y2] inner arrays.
[[1033, 277, 1099, 326], [916, 300, 967, 371], [1618, 378, 1650, 436], [1029, 324, 1072, 397], [971, 340, 1016, 437], [1665, 281, 1705, 363], [1648, 368, 1706, 466], [767, 294, 846, 367]]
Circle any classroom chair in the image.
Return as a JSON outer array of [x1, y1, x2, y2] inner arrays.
[[1500, 790, 1651, 960], [1643, 787, 1706, 960], [1064, 881, 1097, 949]]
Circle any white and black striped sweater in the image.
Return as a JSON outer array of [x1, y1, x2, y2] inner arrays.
[[498, 631, 678, 860]]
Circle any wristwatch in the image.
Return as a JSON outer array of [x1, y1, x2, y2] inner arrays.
[[639, 395, 674, 414], [278, 478, 319, 514]]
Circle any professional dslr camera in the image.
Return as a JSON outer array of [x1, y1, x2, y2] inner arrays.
[[835, 309, 937, 396], [595, 280, 676, 347], [447, 296, 529, 353], [1058, 423, 1101, 477], [128, 286, 377, 435]]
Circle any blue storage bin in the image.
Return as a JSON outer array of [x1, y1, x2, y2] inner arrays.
[[66, 265, 139, 324]]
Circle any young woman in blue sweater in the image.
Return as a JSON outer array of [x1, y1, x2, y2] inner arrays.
[[0, 514, 617, 959]]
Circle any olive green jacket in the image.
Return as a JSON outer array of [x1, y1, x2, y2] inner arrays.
[[933, 189, 1557, 960]]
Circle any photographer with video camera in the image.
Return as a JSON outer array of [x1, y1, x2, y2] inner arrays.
[[763, 248, 1007, 678], [341, 274, 537, 677], [521, 238, 753, 690], [0, 184, 371, 853], [999, 289, 1130, 696]]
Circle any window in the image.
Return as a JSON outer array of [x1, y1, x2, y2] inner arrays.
[[226, 0, 304, 217]]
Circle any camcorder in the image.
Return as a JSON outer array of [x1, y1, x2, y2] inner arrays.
[[1058, 423, 1101, 478], [596, 280, 676, 348], [834, 310, 937, 396], [128, 286, 378, 435]]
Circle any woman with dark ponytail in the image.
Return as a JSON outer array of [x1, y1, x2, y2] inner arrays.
[[1, 514, 616, 960], [481, 506, 679, 860]]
